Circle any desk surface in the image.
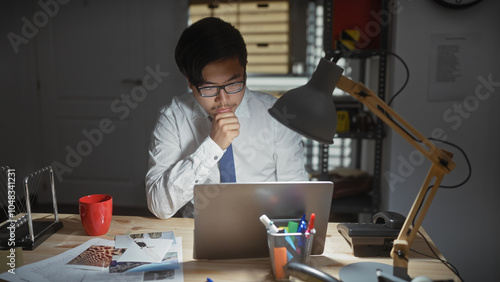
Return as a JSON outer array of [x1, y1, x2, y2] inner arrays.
[[21, 214, 458, 281]]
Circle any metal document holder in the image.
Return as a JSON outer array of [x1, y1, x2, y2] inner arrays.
[[0, 166, 63, 250], [267, 219, 315, 281]]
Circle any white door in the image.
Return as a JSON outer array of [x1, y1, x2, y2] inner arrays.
[[35, 0, 181, 208]]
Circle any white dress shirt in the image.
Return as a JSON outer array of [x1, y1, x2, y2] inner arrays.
[[145, 88, 308, 219]]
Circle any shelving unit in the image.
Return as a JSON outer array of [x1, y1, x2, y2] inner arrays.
[[321, 0, 392, 220], [189, 0, 291, 74]]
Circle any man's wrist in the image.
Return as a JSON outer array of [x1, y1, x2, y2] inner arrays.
[[204, 136, 225, 164]]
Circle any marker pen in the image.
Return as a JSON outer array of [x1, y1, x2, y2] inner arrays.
[[259, 214, 280, 233], [306, 213, 316, 234]]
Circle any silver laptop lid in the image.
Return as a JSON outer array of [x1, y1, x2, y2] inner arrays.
[[193, 181, 334, 259]]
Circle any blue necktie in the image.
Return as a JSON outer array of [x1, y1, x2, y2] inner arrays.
[[219, 144, 236, 182]]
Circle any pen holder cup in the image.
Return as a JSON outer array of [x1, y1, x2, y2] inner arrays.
[[267, 229, 315, 281]]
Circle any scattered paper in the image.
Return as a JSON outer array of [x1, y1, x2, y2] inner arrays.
[[0, 238, 114, 282], [115, 231, 175, 263], [0, 233, 184, 282], [66, 245, 116, 270]]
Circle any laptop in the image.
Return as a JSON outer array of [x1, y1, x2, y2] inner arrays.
[[193, 181, 334, 260]]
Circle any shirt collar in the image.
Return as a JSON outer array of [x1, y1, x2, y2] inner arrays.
[[235, 87, 250, 118], [191, 94, 209, 120]]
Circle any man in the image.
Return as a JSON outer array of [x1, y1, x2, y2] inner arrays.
[[145, 17, 308, 219]]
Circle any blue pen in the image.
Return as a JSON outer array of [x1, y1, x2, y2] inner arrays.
[[297, 214, 307, 250], [207, 278, 214, 282], [298, 214, 307, 234]]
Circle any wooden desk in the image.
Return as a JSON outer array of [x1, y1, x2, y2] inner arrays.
[[21, 214, 459, 281]]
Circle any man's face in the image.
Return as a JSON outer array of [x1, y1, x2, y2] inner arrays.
[[189, 57, 246, 117]]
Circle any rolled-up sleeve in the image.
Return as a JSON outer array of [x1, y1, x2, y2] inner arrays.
[[145, 109, 223, 219]]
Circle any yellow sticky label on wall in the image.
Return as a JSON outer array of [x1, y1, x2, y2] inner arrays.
[[337, 111, 350, 133]]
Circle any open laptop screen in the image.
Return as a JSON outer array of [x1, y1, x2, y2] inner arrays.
[[193, 181, 334, 259]]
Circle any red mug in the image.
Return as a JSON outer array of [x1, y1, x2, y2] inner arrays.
[[79, 194, 113, 236]]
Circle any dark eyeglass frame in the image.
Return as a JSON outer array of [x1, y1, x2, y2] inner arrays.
[[196, 74, 247, 97]]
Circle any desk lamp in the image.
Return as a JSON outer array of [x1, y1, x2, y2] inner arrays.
[[269, 57, 456, 281]]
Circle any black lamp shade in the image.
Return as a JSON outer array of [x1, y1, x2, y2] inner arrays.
[[269, 58, 344, 144]]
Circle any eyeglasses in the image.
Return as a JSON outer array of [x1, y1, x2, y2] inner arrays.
[[196, 79, 246, 97]]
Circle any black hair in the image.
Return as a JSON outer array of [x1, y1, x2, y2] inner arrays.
[[175, 17, 247, 87]]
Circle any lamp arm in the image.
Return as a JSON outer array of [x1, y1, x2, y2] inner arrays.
[[336, 76, 455, 174], [336, 75, 456, 278], [391, 162, 449, 277]]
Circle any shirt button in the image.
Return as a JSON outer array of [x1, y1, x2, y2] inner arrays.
[[195, 180, 199, 183], [214, 156, 218, 160]]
